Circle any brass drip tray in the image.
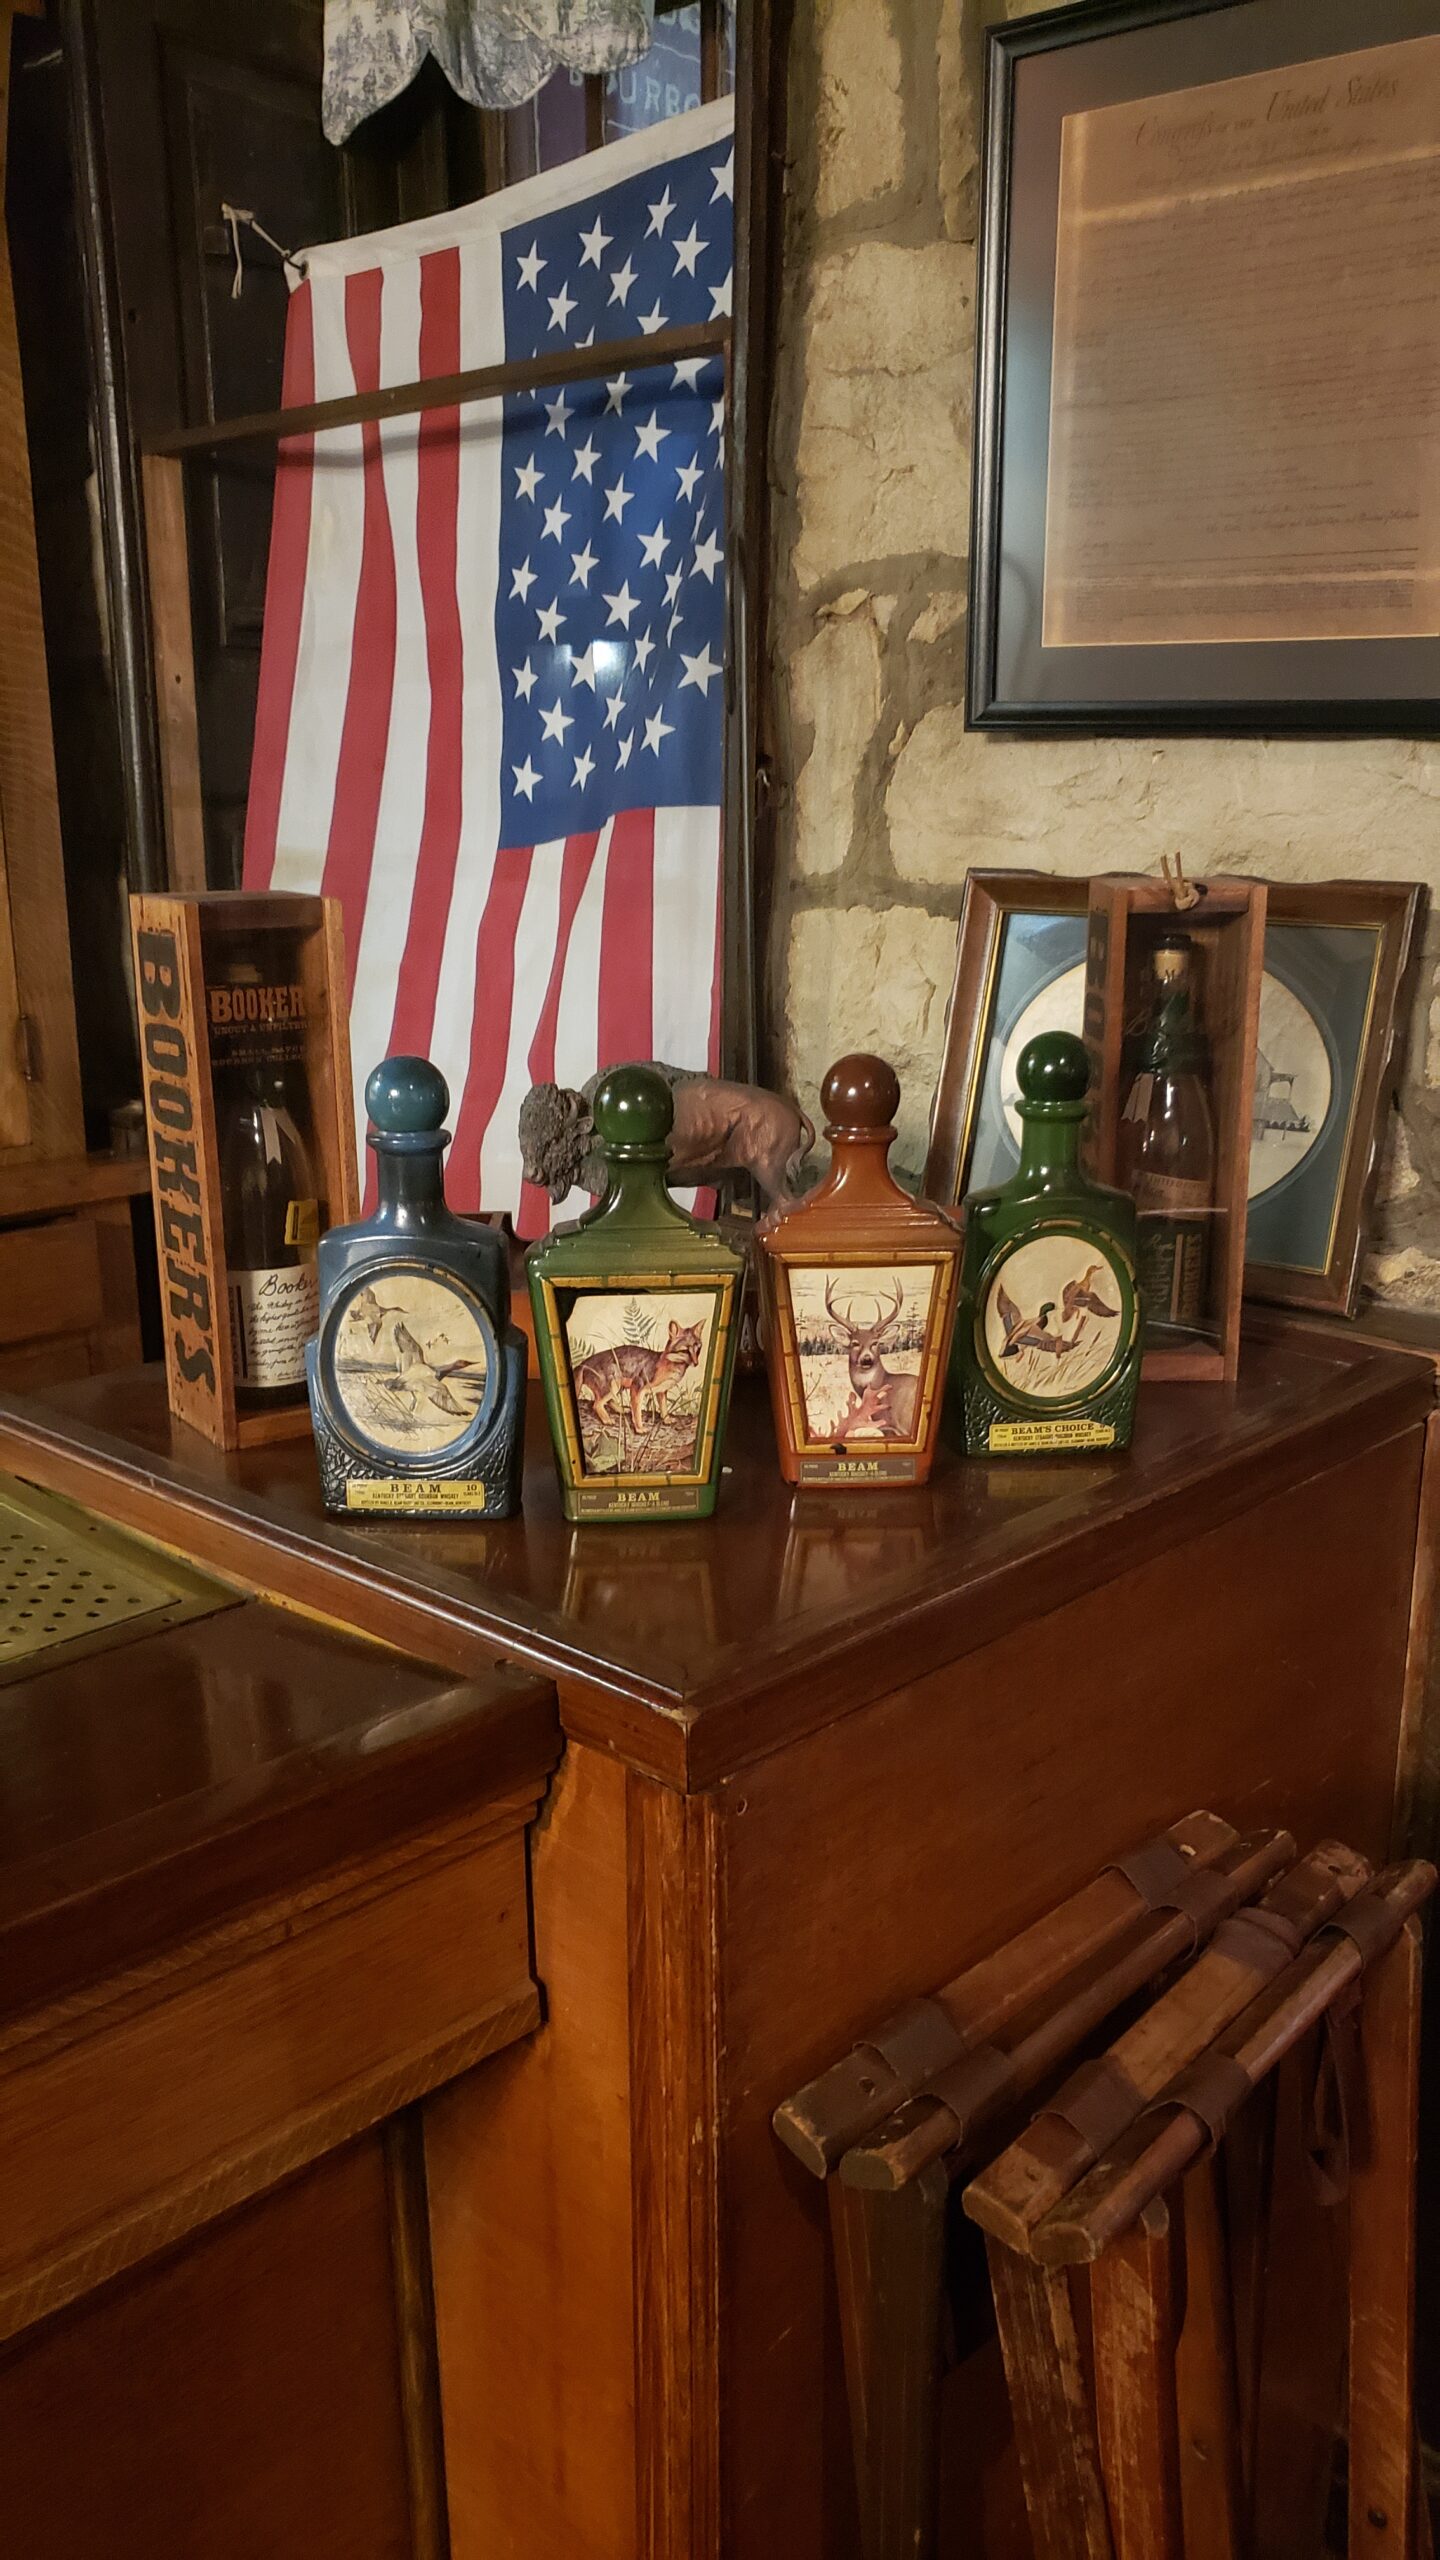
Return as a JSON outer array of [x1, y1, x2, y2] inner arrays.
[[0, 1478, 234, 1685]]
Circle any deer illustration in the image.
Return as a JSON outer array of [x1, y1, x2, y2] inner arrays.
[[825, 1278, 920, 1443], [573, 1318, 705, 1437]]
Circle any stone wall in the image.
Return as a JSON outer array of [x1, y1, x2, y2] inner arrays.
[[766, 0, 1440, 1306]]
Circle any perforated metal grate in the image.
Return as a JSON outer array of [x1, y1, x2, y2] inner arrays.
[[0, 1481, 231, 1679]]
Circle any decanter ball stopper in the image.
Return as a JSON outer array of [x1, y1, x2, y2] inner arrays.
[[1015, 1031, 1091, 1108], [591, 1063, 675, 1152], [365, 1054, 450, 1135], [820, 1053, 901, 1135]]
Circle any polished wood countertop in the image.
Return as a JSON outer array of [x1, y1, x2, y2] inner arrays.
[[0, 1597, 558, 2025], [0, 1318, 1429, 1788]]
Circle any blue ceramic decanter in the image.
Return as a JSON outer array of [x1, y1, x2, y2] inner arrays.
[[307, 1055, 526, 1518]]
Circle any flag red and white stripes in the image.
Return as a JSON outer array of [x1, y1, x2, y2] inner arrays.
[[244, 100, 734, 1231]]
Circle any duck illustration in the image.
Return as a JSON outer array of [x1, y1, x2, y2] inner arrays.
[[358, 1304, 484, 1423], [350, 1286, 389, 1345], [995, 1284, 1078, 1361], [1061, 1264, 1118, 1323]]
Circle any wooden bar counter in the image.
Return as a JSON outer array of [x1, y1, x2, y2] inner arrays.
[[0, 1314, 1430, 2558]]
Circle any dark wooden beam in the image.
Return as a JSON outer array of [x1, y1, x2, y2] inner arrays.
[[143, 319, 731, 458]]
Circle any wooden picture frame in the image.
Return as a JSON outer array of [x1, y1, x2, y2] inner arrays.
[[1244, 880, 1425, 1316], [924, 871, 1089, 1210], [925, 869, 1425, 1322], [969, 0, 1440, 735]]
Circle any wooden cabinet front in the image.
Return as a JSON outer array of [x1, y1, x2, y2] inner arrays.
[[0, 1551, 558, 2559], [0, 1320, 1429, 2559]]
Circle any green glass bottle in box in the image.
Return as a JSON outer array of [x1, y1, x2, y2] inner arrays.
[[948, 1031, 1142, 1457], [527, 1064, 744, 1522]]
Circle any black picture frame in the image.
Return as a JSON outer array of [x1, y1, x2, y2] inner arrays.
[[969, 0, 1440, 735]]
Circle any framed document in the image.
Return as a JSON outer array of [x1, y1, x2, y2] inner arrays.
[[925, 869, 1424, 1317], [970, 0, 1440, 733]]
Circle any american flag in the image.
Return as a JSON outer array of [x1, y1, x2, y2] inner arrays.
[[243, 99, 734, 1233]]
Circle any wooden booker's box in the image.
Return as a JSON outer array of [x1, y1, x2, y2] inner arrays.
[[130, 890, 359, 1449], [1083, 874, 1265, 1385]]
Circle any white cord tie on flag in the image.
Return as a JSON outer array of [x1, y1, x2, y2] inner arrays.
[[222, 203, 308, 300]]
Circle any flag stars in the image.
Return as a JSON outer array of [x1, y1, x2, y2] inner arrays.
[[664, 564, 684, 608], [571, 645, 599, 691], [537, 600, 566, 643], [605, 372, 630, 414], [638, 301, 668, 336], [635, 412, 670, 463], [709, 395, 726, 439], [513, 757, 541, 801], [692, 528, 724, 582], [573, 746, 596, 788], [571, 437, 600, 483], [511, 556, 537, 601], [516, 242, 546, 290], [633, 631, 656, 673], [608, 257, 638, 307], [604, 581, 639, 630], [675, 457, 703, 503], [542, 496, 572, 544], [646, 185, 676, 237], [711, 153, 734, 203], [709, 272, 733, 321], [544, 390, 571, 438], [680, 643, 721, 697], [569, 542, 599, 589], [672, 224, 706, 277], [673, 357, 707, 391], [603, 477, 633, 524], [547, 282, 577, 334], [616, 732, 634, 770], [515, 455, 542, 501], [643, 708, 675, 755], [540, 700, 574, 745], [513, 656, 538, 701], [578, 215, 612, 269], [638, 524, 670, 569], [604, 692, 627, 730]]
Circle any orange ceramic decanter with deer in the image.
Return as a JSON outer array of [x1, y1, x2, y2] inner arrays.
[[757, 1055, 961, 1488]]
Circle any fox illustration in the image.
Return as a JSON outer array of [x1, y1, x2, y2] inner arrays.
[[573, 1320, 705, 1435]]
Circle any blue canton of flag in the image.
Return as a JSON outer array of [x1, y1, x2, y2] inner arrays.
[[496, 133, 733, 850]]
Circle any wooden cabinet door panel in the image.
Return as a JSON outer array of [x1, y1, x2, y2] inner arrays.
[[0, 2, 81, 1160]]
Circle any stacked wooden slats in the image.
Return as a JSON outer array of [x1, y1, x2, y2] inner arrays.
[[773, 1815, 1436, 2560]]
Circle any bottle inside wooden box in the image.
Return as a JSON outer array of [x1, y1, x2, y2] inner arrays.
[[1085, 878, 1264, 1385]]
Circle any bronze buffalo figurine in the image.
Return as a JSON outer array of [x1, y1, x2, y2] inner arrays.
[[519, 1064, 816, 1207]]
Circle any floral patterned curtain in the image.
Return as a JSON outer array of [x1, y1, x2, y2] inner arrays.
[[323, 0, 657, 142]]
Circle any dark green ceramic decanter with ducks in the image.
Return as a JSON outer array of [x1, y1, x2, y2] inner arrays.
[[948, 1032, 1141, 1457]]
